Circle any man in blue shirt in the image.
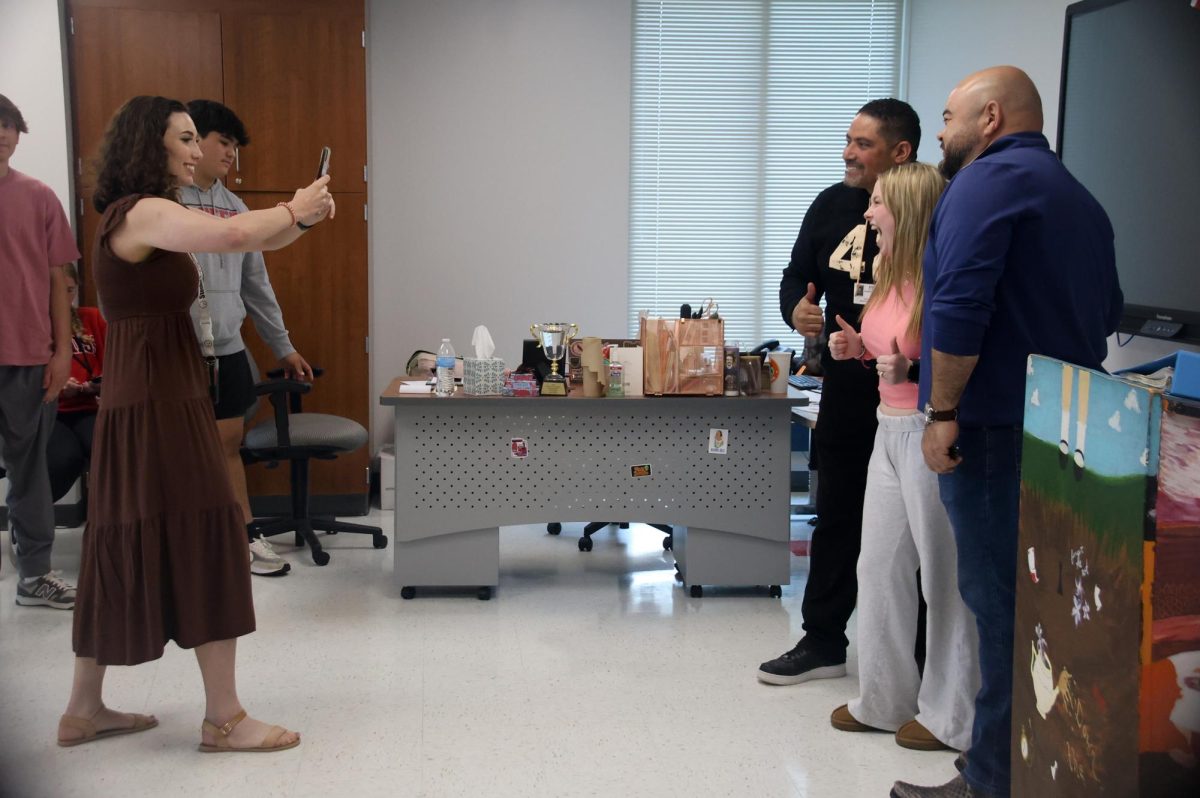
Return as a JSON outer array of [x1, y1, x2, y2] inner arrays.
[[892, 66, 1122, 798]]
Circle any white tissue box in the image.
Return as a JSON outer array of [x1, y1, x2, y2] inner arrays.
[[464, 357, 506, 395]]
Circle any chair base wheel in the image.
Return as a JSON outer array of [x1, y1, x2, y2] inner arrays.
[[547, 523, 562, 535], [477, 587, 492, 601], [401, 586, 416, 599], [578, 537, 593, 552], [768, 585, 782, 598], [373, 534, 389, 549], [689, 584, 703, 598], [312, 549, 330, 566]]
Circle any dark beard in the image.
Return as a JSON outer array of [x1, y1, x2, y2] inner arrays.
[[939, 137, 975, 180]]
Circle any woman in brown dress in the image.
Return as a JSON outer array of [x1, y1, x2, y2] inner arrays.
[[57, 96, 333, 752]]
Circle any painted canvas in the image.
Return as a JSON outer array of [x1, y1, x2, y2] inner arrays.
[[1013, 356, 1200, 796]]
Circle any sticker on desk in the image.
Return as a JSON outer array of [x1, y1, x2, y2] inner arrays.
[[708, 428, 729, 454], [631, 464, 652, 478], [510, 438, 529, 459]]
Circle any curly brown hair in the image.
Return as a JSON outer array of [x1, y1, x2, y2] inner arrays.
[[92, 96, 187, 213]]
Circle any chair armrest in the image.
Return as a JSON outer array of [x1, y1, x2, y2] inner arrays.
[[253, 379, 313, 398], [265, 366, 326, 380]]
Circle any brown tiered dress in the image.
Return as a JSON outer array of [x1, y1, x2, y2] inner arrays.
[[72, 194, 255, 666]]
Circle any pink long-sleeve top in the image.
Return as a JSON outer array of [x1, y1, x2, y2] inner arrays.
[[860, 281, 921, 410]]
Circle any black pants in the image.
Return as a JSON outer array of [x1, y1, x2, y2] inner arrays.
[[47, 411, 96, 503], [800, 362, 878, 661]]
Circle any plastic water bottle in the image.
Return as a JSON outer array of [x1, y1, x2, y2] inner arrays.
[[435, 338, 456, 397]]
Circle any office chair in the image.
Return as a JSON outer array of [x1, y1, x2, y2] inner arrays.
[[546, 521, 673, 553], [241, 367, 387, 566]]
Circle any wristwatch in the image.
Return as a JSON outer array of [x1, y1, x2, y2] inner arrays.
[[923, 402, 958, 425]]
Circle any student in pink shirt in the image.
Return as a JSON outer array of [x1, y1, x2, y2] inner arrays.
[[825, 162, 980, 753], [0, 94, 79, 607]]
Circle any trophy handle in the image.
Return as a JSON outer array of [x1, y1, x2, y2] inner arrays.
[[530, 323, 539, 339], [566, 323, 579, 344]]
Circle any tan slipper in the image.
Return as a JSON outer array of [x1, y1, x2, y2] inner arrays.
[[58, 710, 158, 747], [198, 709, 300, 753]]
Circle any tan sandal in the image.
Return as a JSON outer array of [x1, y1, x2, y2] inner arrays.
[[198, 709, 300, 753], [58, 710, 158, 747]]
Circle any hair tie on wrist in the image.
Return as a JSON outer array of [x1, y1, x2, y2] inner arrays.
[[276, 201, 297, 226]]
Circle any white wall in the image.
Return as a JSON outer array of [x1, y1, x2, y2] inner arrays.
[[366, 0, 632, 446], [0, 0, 73, 220]]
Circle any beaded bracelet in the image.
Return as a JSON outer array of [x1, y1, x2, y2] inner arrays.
[[275, 201, 297, 226]]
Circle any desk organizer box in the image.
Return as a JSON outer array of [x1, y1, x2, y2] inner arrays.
[[1013, 356, 1200, 797], [641, 316, 724, 396], [463, 357, 505, 395]]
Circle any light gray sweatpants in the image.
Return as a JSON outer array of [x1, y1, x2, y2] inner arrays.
[[0, 366, 57, 579], [847, 409, 979, 751]]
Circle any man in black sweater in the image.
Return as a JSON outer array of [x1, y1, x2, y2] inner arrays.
[[759, 99, 921, 685]]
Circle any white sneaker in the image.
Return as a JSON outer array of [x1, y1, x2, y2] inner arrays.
[[249, 535, 290, 576]]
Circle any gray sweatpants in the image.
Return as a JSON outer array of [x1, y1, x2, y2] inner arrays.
[[847, 409, 979, 752], [0, 366, 57, 579]]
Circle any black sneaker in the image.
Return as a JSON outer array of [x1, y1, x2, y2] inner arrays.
[[16, 571, 77, 609], [757, 640, 846, 685]]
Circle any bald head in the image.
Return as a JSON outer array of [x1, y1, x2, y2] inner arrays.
[[954, 66, 1043, 135], [937, 65, 1044, 178]]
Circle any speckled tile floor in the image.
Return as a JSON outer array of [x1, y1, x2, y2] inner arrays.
[[0, 513, 959, 797]]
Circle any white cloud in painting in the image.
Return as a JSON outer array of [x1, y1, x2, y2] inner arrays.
[[1027, 358, 1035, 376], [1108, 411, 1122, 432], [1124, 390, 1141, 412], [1030, 388, 1040, 407], [1140, 449, 1149, 467]]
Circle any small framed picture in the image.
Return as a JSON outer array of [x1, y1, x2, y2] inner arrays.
[[630, 464, 652, 478], [708, 428, 728, 454], [510, 438, 529, 459]]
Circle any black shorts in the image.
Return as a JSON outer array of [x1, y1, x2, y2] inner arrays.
[[211, 350, 257, 420]]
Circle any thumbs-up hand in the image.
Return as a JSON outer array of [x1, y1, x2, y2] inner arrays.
[[828, 314, 864, 361], [875, 337, 909, 384], [791, 281, 824, 336]]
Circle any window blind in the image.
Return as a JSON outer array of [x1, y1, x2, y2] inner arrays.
[[629, 0, 902, 348]]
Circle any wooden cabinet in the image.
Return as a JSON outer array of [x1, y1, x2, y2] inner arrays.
[[65, 0, 370, 511]]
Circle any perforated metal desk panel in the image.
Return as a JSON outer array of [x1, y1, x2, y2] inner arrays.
[[380, 378, 792, 595]]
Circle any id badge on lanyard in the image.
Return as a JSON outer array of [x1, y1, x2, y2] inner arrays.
[[853, 281, 875, 305], [190, 253, 219, 403]]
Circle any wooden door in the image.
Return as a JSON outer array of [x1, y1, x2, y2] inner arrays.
[[67, 5, 223, 306], [221, 13, 367, 194], [68, 7, 223, 189], [64, 0, 371, 511]]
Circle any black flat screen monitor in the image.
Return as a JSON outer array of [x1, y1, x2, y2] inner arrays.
[[1058, 0, 1200, 344]]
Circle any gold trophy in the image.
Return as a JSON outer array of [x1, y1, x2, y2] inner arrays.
[[530, 322, 578, 396]]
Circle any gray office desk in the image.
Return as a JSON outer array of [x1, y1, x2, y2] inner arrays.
[[380, 378, 794, 599]]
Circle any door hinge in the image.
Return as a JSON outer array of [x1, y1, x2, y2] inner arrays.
[[365, 336, 370, 354], [363, 203, 368, 221], [76, 158, 82, 176], [362, 30, 366, 48], [69, 17, 75, 35], [79, 197, 84, 217], [363, 164, 368, 183]]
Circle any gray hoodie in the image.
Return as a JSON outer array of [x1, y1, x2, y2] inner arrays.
[[178, 180, 295, 359]]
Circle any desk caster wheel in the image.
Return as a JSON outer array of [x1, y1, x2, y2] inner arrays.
[[478, 587, 492, 601], [769, 585, 782, 598], [401, 586, 416, 600], [312, 549, 330, 566], [662, 536, 673, 551], [619, 522, 629, 529], [674, 566, 683, 582], [547, 523, 562, 535], [373, 534, 389, 549], [689, 584, 703, 598], [578, 537, 593, 552]]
